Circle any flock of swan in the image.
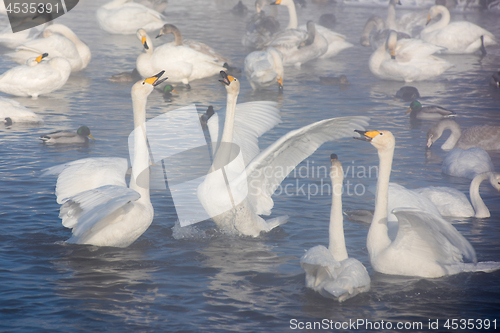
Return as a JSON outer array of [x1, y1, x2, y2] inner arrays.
[[1, 0, 500, 303]]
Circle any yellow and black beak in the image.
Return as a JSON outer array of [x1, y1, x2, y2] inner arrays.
[[390, 49, 396, 60], [271, 0, 282, 4], [219, 71, 235, 86], [426, 14, 431, 26], [354, 130, 381, 142], [144, 70, 167, 87], [142, 36, 149, 50], [36, 53, 48, 63]]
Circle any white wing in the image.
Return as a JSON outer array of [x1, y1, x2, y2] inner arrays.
[[243, 116, 370, 215], [209, 101, 282, 165], [60, 185, 140, 236], [41, 157, 129, 204], [392, 208, 476, 266]]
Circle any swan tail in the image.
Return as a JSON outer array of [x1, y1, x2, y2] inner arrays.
[[264, 215, 289, 231], [445, 261, 500, 275]]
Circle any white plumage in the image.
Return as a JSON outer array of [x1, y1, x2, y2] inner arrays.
[[244, 47, 284, 91], [0, 97, 43, 124], [300, 155, 370, 302], [441, 148, 494, 179], [96, 0, 166, 35]]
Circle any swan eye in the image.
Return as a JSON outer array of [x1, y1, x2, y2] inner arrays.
[[379, 132, 384, 136]]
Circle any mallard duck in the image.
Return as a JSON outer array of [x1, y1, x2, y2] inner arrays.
[[40, 126, 95, 144]]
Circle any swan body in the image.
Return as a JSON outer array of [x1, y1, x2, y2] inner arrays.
[[156, 24, 229, 64], [40, 126, 95, 145], [355, 129, 500, 277], [369, 31, 452, 82], [426, 119, 500, 151], [0, 23, 49, 49], [41, 72, 167, 247], [386, 183, 442, 222], [0, 97, 43, 124], [300, 154, 370, 302], [97, 0, 165, 35], [244, 47, 284, 91], [0, 54, 71, 98], [415, 172, 500, 218], [197, 72, 370, 236], [7, 24, 91, 72], [442, 148, 494, 179], [136, 29, 225, 84], [298, 23, 353, 59], [420, 5, 498, 54], [406, 100, 455, 120], [265, 21, 328, 67]]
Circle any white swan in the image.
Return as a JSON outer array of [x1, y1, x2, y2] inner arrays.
[[360, 16, 410, 50], [272, 0, 352, 59], [415, 172, 500, 218], [426, 119, 500, 151], [41, 72, 167, 247], [355, 129, 500, 277], [420, 5, 498, 54], [7, 24, 91, 72], [244, 47, 284, 91], [197, 71, 370, 236], [369, 30, 452, 82], [96, 0, 166, 35], [136, 29, 225, 85], [0, 54, 71, 98], [300, 154, 371, 302], [0, 97, 43, 125], [156, 24, 229, 64], [441, 148, 494, 179], [0, 22, 49, 49]]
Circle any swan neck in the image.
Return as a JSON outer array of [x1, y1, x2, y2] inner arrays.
[[284, 1, 298, 29], [440, 121, 461, 150], [386, 2, 397, 29], [329, 168, 348, 261], [172, 28, 183, 46], [212, 88, 238, 169], [368, 145, 393, 258], [470, 173, 490, 218], [129, 92, 150, 201], [424, 6, 450, 33]]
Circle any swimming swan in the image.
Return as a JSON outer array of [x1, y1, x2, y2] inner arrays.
[[156, 24, 229, 64], [420, 5, 498, 54], [0, 54, 71, 98], [136, 29, 225, 85], [0, 97, 43, 125], [244, 47, 284, 91], [355, 129, 500, 277], [426, 119, 500, 151], [97, 0, 166, 35], [369, 30, 452, 82], [441, 147, 494, 179], [7, 24, 91, 72], [197, 71, 369, 236], [41, 72, 167, 247], [40, 126, 95, 145], [300, 154, 371, 302], [415, 172, 500, 218], [271, 0, 352, 59]]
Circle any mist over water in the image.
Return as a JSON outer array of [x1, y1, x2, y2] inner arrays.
[[1, 0, 499, 331]]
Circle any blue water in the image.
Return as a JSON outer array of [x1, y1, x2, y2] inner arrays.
[[1, 1, 500, 332]]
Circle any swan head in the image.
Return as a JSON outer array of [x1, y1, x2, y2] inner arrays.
[[488, 172, 500, 192], [426, 119, 459, 148], [406, 100, 422, 114], [219, 71, 240, 94], [136, 29, 149, 50], [26, 53, 48, 66], [156, 24, 179, 39], [427, 5, 446, 24], [354, 130, 395, 151], [386, 30, 398, 59], [132, 70, 167, 98], [330, 154, 344, 183], [76, 126, 95, 140], [389, 0, 402, 5]]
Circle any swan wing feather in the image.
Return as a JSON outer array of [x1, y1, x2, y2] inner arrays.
[[392, 208, 476, 265], [243, 116, 369, 215]]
